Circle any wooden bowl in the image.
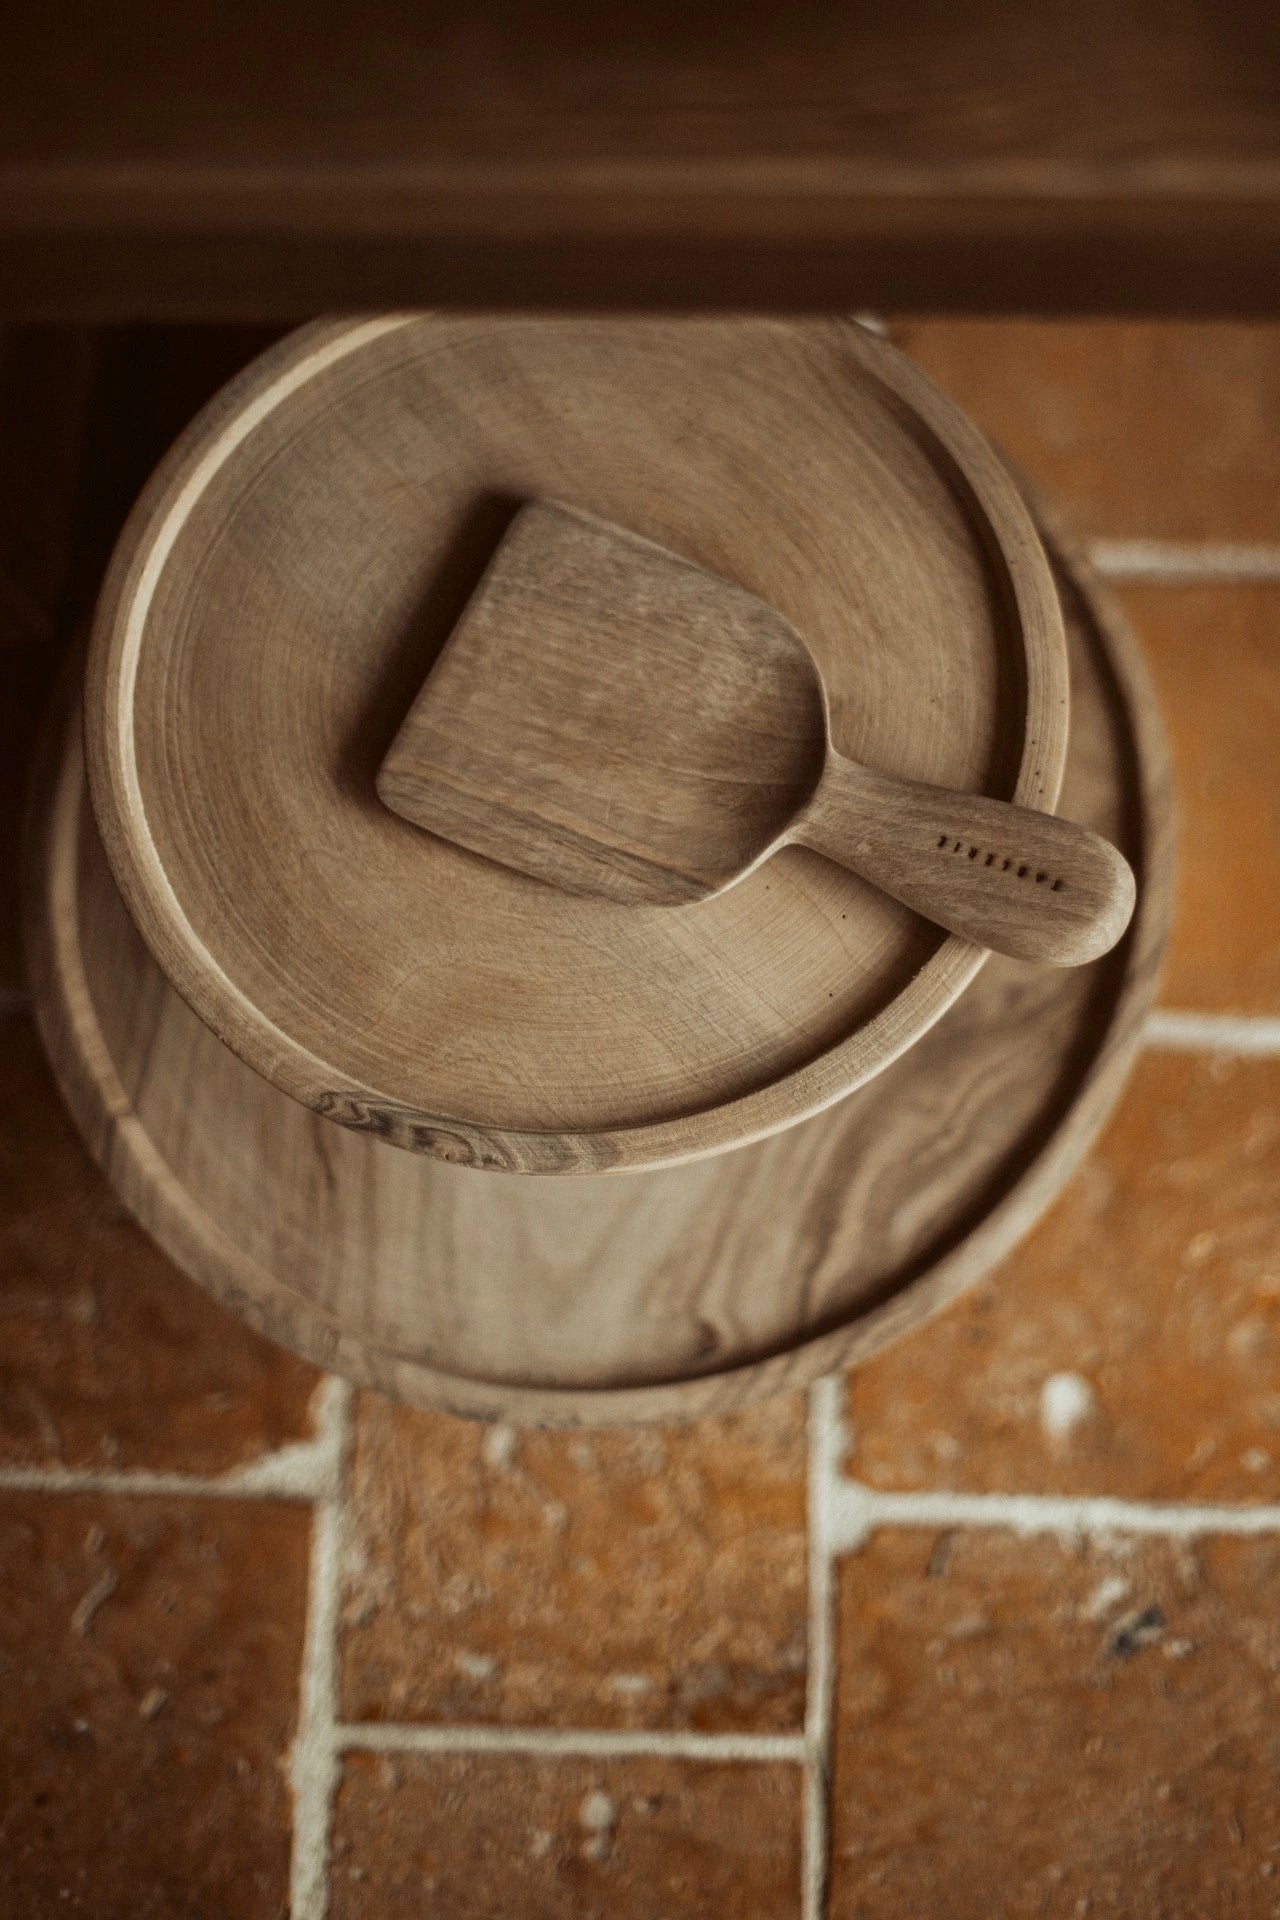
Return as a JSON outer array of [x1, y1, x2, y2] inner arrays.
[[26, 520, 1169, 1426], [83, 317, 1068, 1173]]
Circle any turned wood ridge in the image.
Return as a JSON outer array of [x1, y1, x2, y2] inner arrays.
[[379, 501, 1135, 966]]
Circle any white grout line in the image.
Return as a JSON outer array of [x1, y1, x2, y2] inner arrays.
[[0, 1464, 302, 1498], [1089, 540, 1280, 583], [0, 1397, 348, 1503], [801, 1375, 845, 1920], [1145, 1008, 1280, 1056], [338, 1723, 807, 1762], [288, 1377, 354, 1920], [823, 1479, 1280, 1556]]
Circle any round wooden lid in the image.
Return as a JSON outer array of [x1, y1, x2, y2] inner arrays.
[[85, 317, 1068, 1173]]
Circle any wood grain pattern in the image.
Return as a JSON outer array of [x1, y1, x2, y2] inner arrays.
[[84, 316, 1068, 1173], [376, 499, 828, 909], [25, 524, 1172, 1426], [379, 498, 1133, 964], [2, 0, 1279, 315]]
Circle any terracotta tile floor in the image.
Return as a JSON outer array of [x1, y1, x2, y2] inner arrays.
[[340, 1395, 808, 1733], [331, 1752, 804, 1919], [5, 320, 1280, 1917]]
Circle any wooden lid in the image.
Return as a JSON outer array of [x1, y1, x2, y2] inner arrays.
[[85, 316, 1068, 1173]]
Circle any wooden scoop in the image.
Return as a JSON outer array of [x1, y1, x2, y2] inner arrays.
[[378, 500, 1135, 965]]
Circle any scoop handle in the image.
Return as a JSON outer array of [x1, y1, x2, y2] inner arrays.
[[792, 752, 1135, 966]]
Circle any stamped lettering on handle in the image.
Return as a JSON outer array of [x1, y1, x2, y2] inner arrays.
[[937, 834, 1065, 890]]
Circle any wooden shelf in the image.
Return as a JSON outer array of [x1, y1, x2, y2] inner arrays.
[[5, 0, 1280, 317]]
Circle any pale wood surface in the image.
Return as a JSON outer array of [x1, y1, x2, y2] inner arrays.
[[85, 315, 1068, 1174], [376, 498, 828, 910], [379, 497, 1133, 965], [26, 527, 1172, 1425], [3, 1, 1280, 316]]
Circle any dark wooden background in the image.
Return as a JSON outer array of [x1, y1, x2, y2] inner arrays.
[[4, 0, 1280, 317]]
